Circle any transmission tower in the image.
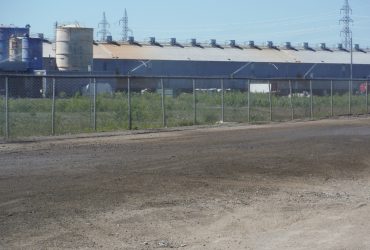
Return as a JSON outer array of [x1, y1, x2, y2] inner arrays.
[[97, 12, 111, 42], [339, 0, 353, 49], [119, 9, 133, 42]]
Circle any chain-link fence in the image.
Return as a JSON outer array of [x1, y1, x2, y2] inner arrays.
[[0, 75, 368, 140]]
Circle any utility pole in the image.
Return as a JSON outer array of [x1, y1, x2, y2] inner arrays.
[[339, 0, 354, 114], [53, 21, 58, 47]]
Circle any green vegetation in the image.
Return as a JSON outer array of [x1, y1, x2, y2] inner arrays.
[[0, 91, 368, 138]]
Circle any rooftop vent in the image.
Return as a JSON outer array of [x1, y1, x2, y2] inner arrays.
[[210, 39, 217, 47], [148, 36, 163, 47], [169, 37, 183, 48], [337, 43, 343, 50], [303, 42, 309, 50], [283, 41, 297, 51], [353, 44, 366, 53], [210, 39, 224, 49], [127, 36, 141, 47], [191, 38, 197, 47], [128, 36, 135, 44], [320, 43, 326, 50], [190, 38, 204, 48], [229, 40, 242, 50], [267, 41, 274, 48], [248, 40, 262, 50]]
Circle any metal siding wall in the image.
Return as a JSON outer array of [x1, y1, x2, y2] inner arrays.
[[29, 38, 43, 70], [92, 59, 370, 80], [0, 28, 12, 62], [21, 37, 30, 65], [0, 28, 29, 60]]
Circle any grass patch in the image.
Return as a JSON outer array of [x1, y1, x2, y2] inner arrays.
[[1, 92, 368, 138]]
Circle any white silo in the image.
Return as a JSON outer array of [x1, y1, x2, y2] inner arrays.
[[56, 24, 93, 71]]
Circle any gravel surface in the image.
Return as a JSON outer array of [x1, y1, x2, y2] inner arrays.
[[1, 118, 370, 249]]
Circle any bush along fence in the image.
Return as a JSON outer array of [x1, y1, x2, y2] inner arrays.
[[0, 75, 369, 139]]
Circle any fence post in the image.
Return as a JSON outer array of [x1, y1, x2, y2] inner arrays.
[[310, 80, 313, 120], [193, 79, 197, 125], [93, 78, 97, 131], [289, 80, 294, 120], [127, 77, 132, 130], [221, 79, 224, 123], [248, 79, 251, 123], [348, 80, 352, 115], [161, 78, 166, 127], [330, 80, 333, 117], [51, 78, 56, 135], [366, 81, 369, 114], [5, 77, 9, 139], [269, 80, 272, 122]]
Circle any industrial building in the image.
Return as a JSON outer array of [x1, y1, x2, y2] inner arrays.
[[0, 25, 44, 72], [2, 23, 370, 79], [1, 23, 370, 96], [41, 35, 370, 79]]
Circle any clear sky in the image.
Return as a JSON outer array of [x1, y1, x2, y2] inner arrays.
[[2, 0, 370, 47]]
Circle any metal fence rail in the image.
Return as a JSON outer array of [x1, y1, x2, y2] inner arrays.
[[0, 75, 369, 140]]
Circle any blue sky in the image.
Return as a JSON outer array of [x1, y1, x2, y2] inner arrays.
[[2, 0, 370, 47]]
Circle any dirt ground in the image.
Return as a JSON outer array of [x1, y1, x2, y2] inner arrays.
[[1, 118, 370, 250]]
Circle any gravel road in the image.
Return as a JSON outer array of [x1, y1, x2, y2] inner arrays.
[[1, 118, 370, 249]]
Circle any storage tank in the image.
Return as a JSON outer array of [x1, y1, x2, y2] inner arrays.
[[0, 26, 29, 62], [56, 24, 93, 71], [22, 36, 30, 65]]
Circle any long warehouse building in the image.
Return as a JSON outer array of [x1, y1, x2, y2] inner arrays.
[[42, 37, 370, 79]]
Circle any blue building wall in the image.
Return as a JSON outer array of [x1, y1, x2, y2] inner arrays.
[[0, 27, 29, 62], [93, 59, 370, 79], [0, 26, 42, 72], [28, 38, 43, 70], [86, 59, 370, 94]]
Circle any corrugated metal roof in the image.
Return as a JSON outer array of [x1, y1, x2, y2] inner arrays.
[[43, 42, 370, 65]]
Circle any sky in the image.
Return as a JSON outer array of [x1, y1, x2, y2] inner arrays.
[[2, 0, 370, 47]]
